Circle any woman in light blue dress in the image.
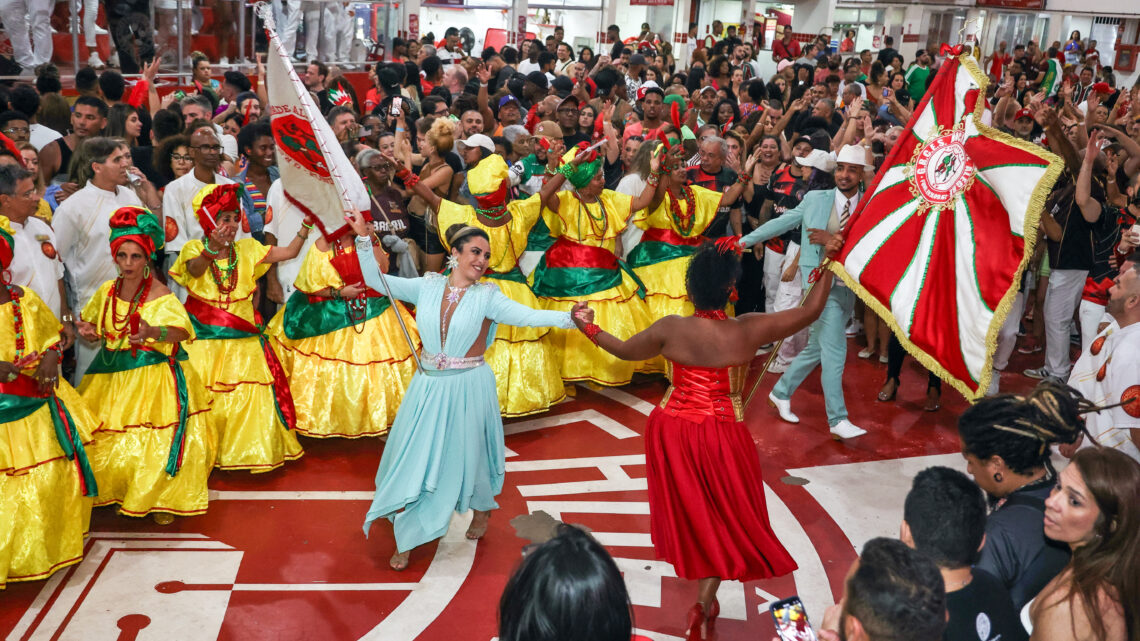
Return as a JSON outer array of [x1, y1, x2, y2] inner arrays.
[[352, 212, 586, 570]]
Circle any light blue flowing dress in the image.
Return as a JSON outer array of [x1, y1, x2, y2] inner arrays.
[[355, 237, 574, 552]]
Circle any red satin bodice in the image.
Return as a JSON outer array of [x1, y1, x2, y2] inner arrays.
[[659, 361, 747, 422]]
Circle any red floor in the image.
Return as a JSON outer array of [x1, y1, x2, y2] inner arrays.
[[0, 335, 1043, 641]]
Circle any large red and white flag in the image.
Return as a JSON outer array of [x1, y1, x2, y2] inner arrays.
[[257, 3, 368, 239], [833, 49, 1062, 399]]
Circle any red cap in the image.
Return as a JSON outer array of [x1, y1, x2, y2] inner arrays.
[[1092, 81, 1111, 94], [1014, 108, 1034, 121]]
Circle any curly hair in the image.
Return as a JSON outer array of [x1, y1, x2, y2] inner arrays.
[[426, 117, 456, 155], [685, 241, 742, 311]]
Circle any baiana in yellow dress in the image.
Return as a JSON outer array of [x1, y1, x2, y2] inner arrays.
[[0, 287, 100, 588], [266, 239, 421, 438], [627, 185, 725, 319], [80, 282, 217, 518], [435, 157, 565, 416], [529, 189, 658, 385], [170, 238, 303, 472]]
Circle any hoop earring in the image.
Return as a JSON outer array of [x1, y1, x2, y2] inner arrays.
[[115, 264, 122, 276], [143, 265, 151, 279], [0, 269, 10, 285], [993, 472, 1003, 483]]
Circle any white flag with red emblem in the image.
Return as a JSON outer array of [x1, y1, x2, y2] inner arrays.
[[833, 49, 1063, 400], [257, 3, 367, 239]]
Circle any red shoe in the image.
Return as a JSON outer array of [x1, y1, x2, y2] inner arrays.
[[686, 603, 707, 641], [707, 598, 720, 631]]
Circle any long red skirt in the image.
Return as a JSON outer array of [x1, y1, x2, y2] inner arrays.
[[645, 407, 798, 581]]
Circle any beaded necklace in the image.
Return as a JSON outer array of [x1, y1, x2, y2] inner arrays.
[[572, 191, 608, 242], [7, 285, 25, 361], [694, 309, 728, 320], [100, 274, 153, 341], [207, 242, 240, 302], [666, 185, 697, 236]]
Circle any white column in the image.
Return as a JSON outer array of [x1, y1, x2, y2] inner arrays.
[[404, 0, 421, 44], [509, 0, 527, 48], [671, 0, 692, 69]]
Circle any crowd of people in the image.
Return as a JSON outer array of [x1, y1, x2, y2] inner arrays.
[[1, 18, 1139, 641]]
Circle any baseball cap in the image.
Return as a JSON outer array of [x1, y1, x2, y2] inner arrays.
[[525, 71, 549, 90], [636, 81, 664, 101], [458, 133, 495, 152], [1014, 108, 1033, 121], [498, 94, 521, 110], [630, 53, 647, 66], [794, 149, 835, 173], [552, 76, 574, 98], [532, 120, 564, 140], [696, 85, 718, 96], [557, 93, 581, 109]]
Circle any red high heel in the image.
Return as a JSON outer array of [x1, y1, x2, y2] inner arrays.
[[707, 598, 720, 630], [686, 603, 707, 641]]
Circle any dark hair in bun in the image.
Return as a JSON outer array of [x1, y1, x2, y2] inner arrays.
[[445, 223, 490, 251], [685, 241, 742, 311]]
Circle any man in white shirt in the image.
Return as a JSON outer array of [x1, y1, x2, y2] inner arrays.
[[1, 165, 72, 339], [163, 126, 236, 299], [52, 138, 144, 381], [1068, 253, 1140, 461]]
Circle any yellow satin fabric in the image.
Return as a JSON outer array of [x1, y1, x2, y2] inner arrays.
[[535, 190, 660, 384], [79, 284, 216, 517], [172, 239, 303, 472], [0, 290, 99, 588], [169, 238, 271, 323], [632, 186, 723, 321], [266, 245, 421, 438], [437, 196, 565, 416]]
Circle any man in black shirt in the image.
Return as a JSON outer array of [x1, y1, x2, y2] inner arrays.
[[1025, 135, 1105, 381], [903, 467, 1026, 641], [876, 35, 899, 66], [686, 136, 739, 238]]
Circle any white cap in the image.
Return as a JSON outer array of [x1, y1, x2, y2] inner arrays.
[[457, 133, 495, 153], [834, 144, 875, 169], [794, 149, 836, 173]]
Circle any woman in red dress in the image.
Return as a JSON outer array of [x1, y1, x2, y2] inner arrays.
[[572, 238, 839, 640]]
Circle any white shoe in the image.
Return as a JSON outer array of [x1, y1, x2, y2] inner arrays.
[[94, 25, 109, 35], [108, 51, 119, 67], [768, 392, 799, 424], [845, 319, 863, 337], [88, 51, 106, 69], [768, 360, 788, 374], [986, 368, 1001, 397], [830, 420, 867, 439]]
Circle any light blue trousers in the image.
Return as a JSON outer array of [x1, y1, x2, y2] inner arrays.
[[771, 283, 854, 426]]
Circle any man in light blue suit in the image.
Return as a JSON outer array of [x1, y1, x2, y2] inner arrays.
[[739, 144, 874, 439]]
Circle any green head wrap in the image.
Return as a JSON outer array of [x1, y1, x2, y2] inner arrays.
[[559, 146, 603, 189]]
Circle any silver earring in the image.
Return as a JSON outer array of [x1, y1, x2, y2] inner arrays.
[[446, 254, 459, 270]]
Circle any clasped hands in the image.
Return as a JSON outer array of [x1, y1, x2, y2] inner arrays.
[[571, 302, 594, 330]]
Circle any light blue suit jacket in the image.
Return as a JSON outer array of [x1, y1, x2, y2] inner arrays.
[[739, 189, 838, 286]]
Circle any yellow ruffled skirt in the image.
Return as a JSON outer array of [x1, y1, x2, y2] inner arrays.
[[0, 381, 98, 588], [485, 278, 566, 417], [268, 302, 421, 438], [634, 257, 697, 320], [183, 336, 303, 472], [81, 363, 216, 517], [539, 271, 662, 385]]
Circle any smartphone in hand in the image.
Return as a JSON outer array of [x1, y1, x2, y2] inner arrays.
[[771, 596, 818, 641]]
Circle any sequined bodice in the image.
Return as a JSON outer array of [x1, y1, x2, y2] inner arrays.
[[659, 361, 747, 422]]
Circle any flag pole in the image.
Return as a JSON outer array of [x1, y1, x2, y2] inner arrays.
[[255, 2, 424, 374]]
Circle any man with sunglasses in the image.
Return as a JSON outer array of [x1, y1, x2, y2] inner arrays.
[[162, 126, 236, 300]]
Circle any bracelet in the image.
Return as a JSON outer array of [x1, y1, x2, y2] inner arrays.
[[61, 313, 74, 324], [47, 342, 63, 354], [333, 287, 343, 300], [404, 173, 420, 188], [395, 167, 413, 182], [395, 127, 405, 132], [301, 221, 315, 230], [158, 326, 168, 342], [737, 173, 751, 185], [647, 173, 661, 187], [557, 163, 576, 179], [203, 242, 219, 257], [581, 322, 603, 345]]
